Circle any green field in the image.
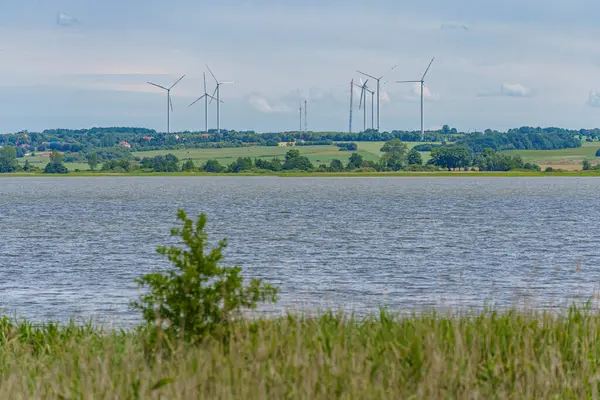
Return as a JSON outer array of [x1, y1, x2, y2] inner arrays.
[[132, 142, 433, 167], [503, 141, 600, 170]]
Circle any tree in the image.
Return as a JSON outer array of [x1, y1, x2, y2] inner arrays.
[[380, 139, 408, 170], [23, 159, 32, 172], [430, 147, 471, 170], [228, 157, 253, 173], [347, 153, 364, 170], [181, 159, 196, 172], [87, 153, 99, 171], [442, 125, 450, 134], [131, 210, 279, 342], [407, 149, 423, 165], [44, 150, 68, 174], [329, 159, 344, 172], [203, 159, 224, 173], [0, 146, 18, 173], [583, 159, 591, 171], [596, 149, 600, 157], [49, 150, 63, 164], [282, 150, 313, 171]]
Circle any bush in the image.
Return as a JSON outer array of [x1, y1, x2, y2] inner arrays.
[[44, 162, 68, 174], [596, 149, 600, 157], [545, 167, 554, 173], [131, 210, 279, 342]]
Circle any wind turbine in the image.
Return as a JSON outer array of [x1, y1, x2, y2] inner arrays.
[[356, 71, 383, 132], [396, 57, 435, 141], [188, 73, 221, 133], [206, 65, 238, 134], [147, 75, 186, 134], [354, 79, 369, 132], [365, 86, 375, 131]]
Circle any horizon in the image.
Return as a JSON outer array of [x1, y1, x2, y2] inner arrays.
[[2, 1, 600, 133]]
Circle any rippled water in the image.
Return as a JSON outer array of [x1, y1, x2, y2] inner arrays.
[[0, 177, 599, 327]]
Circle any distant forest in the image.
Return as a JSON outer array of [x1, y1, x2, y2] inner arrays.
[[0, 125, 590, 160]]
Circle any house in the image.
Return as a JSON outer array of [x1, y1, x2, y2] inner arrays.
[[143, 136, 154, 141], [119, 141, 131, 148], [200, 134, 210, 138]]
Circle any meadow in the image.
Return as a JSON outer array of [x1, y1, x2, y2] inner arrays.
[[3, 307, 600, 398], [505, 141, 600, 170], [17, 142, 431, 171]]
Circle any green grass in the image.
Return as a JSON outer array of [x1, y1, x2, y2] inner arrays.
[[3, 307, 600, 398], [503, 141, 600, 170]]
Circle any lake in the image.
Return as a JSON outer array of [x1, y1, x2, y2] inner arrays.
[[0, 176, 599, 327]]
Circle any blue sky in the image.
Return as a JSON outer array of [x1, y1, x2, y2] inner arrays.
[[1, 0, 600, 133]]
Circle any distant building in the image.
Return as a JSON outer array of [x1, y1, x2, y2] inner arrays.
[[278, 141, 296, 147], [200, 134, 210, 138], [119, 141, 131, 148], [142, 136, 154, 141]]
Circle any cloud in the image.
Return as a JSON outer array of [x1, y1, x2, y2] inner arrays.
[[587, 91, 600, 107], [248, 95, 292, 114], [440, 22, 469, 31], [478, 83, 533, 97], [56, 13, 78, 27]]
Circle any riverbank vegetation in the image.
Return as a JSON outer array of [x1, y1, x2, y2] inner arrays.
[[2, 209, 600, 398]]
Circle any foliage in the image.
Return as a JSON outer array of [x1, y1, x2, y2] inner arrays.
[[474, 148, 540, 171], [227, 157, 253, 173], [583, 159, 591, 171], [457, 130, 581, 153], [406, 149, 423, 166], [380, 139, 409, 171], [0, 146, 18, 173], [44, 150, 68, 174], [254, 158, 282, 171], [336, 142, 358, 151], [181, 159, 196, 172], [329, 159, 344, 172], [132, 210, 278, 342], [203, 159, 224, 173], [347, 153, 364, 170], [101, 159, 133, 172], [429, 146, 472, 170], [86, 153, 99, 171], [282, 150, 313, 171], [412, 143, 442, 152], [140, 154, 179, 172], [596, 149, 600, 157]]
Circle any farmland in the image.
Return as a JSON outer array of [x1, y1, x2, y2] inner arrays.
[[504, 141, 600, 170]]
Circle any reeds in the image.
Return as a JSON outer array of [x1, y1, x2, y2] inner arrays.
[[1, 307, 600, 398]]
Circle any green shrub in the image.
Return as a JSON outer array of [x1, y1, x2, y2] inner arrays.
[[131, 210, 278, 342]]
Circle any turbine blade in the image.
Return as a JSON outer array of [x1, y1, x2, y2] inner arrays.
[[203, 72, 207, 94], [206, 64, 218, 84], [357, 70, 377, 80], [396, 80, 420, 83], [220, 81, 238, 85], [207, 94, 223, 103], [209, 86, 218, 104], [359, 88, 364, 109], [169, 74, 186, 90], [147, 81, 168, 90], [189, 95, 206, 107], [421, 57, 435, 80], [170, 96, 174, 112]]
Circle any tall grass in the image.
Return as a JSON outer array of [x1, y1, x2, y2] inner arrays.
[[2, 307, 600, 398]]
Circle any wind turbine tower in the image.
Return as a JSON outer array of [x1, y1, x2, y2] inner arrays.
[[349, 79, 354, 134], [188, 72, 219, 133], [354, 79, 369, 132], [304, 100, 307, 133], [396, 57, 435, 141], [206, 65, 238, 134], [147, 75, 186, 134]]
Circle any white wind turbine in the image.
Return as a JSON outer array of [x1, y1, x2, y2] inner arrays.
[[354, 78, 369, 132], [147, 75, 186, 134], [206, 65, 238, 134], [188, 73, 221, 133], [396, 57, 435, 141]]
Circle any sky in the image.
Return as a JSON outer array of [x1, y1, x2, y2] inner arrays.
[[1, 0, 600, 133]]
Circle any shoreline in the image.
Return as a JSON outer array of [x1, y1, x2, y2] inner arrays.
[[3, 170, 600, 178]]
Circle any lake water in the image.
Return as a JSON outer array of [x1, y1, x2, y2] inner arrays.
[[0, 177, 599, 327]]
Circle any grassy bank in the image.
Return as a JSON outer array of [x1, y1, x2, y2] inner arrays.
[[4, 170, 600, 178], [2, 307, 600, 398]]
